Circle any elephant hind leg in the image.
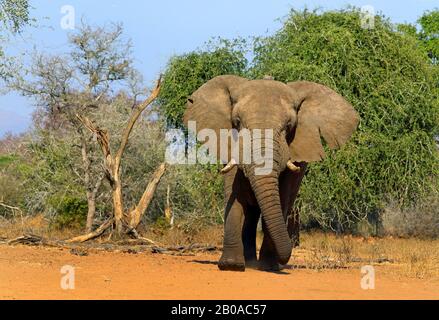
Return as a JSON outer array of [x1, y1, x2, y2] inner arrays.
[[242, 206, 260, 268]]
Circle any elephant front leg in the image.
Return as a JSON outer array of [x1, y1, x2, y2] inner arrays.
[[218, 197, 246, 272]]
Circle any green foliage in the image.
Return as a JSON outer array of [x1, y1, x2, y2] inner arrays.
[[49, 196, 87, 229], [171, 164, 224, 225], [0, 140, 33, 216], [158, 39, 248, 128], [0, 165, 24, 217], [0, 0, 31, 33], [251, 8, 439, 229], [418, 10, 439, 63], [21, 131, 87, 217], [0, 0, 31, 80], [0, 154, 18, 167]]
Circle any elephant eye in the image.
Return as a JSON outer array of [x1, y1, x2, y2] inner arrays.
[[286, 118, 296, 131]]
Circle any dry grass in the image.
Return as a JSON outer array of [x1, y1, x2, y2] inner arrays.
[[1, 218, 438, 280], [381, 196, 439, 238], [297, 232, 439, 280], [0, 214, 82, 240], [0, 215, 225, 247], [142, 224, 224, 247]]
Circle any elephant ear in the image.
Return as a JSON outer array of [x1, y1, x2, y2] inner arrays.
[[287, 81, 359, 162], [183, 75, 248, 161]]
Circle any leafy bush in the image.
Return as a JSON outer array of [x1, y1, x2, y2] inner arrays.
[[158, 39, 248, 128], [171, 164, 224, 226], [417, 10, 439, 63], [0, 168, 25, 217], [0, 149, 29, 217], [0, 154, 18, 167], [49, 196, 88, 229]]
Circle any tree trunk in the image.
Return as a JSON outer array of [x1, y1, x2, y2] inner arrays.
[[85, 175, 103, 233], [80, 131, 100, 233], [66, 218, 114, 243], [112, 172, 125, 234], [85, 192, 96, 233]]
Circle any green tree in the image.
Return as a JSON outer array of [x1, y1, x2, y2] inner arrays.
[[418, 9, 439, 64], [158, 39, 248, 128]]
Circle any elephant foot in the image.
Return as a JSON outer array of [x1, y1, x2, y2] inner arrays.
[[245, 258, 259, 269], [218, 253, 245, 272], [258, 255, 281, 271]]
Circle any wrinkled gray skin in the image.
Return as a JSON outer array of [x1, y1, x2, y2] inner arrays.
[[184, 76, 359, 271]]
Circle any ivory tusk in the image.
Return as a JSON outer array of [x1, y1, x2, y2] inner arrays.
[[287, 160, 301, 172], [221, 159, 237, 174]]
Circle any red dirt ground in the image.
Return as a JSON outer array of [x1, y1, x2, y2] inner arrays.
[[0, 245, 438, 300]]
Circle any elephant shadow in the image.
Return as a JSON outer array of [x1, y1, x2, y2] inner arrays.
[[189, 259, 292, 275]]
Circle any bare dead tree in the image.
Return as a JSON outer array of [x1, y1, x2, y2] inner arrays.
[[70, 76, 166, 240]]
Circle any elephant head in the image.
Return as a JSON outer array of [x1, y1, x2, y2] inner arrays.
[[184, 75, 359, 265]]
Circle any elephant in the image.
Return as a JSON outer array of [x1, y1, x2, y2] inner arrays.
[[183, 75, 359, 271]]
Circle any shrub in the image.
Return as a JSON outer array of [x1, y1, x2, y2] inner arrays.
[[0, 151, 28, 217], [49, 196, 88, 229], [0, 169, 24, 217], [158, 39, 248, 128], [251, 8, 439, 230], [382, 195, 439, 238]]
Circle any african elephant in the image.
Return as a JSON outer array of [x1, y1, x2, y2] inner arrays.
[[183, 75, 359, 271]]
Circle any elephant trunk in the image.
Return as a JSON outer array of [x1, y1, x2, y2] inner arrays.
[[244, 132, 292, 265]]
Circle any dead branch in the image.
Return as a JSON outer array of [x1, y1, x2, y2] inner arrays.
[[114, 75, 162, 168], [0, 202, 24, 229], [127, 228, 161, 246], [0, 202, 23, 216], [128, 162, 167, 230], [7, 234, 45, 246], [150, 244, 221, 256], [4, 234, 221, 256], [66, 218, 114, 243], [6, 234, 69, 249], [75, 114, 113, 171]]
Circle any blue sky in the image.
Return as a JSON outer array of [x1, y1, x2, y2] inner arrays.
[[0, 0, 437, 136]]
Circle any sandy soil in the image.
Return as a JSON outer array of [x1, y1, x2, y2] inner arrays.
[[0, 245, 438, 300]]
